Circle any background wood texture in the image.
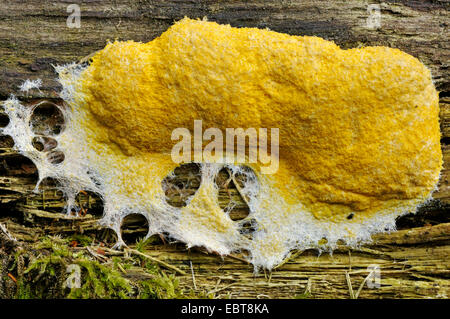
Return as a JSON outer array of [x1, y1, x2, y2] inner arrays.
[[0, 0, 449, 298]]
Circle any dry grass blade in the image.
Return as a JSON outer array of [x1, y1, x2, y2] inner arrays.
[[345, 271, 355, 299], [127, 248, 188, 276], [190, 260, 197, 290], [0, 223, 17, 242]]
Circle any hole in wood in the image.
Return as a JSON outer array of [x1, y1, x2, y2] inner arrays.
[[121, 213, 149, 245], [32, 136, 58, 152], [161, 163, 201, 208], [0, 112, 10, 128], [0, 153, 38, 178], [46, 150, 65, 165], [238, 218, 257, 240], [30, 101, 65, 136], [75, 190, 103, 217], [0, 135, 14, 148], [215, 166, 257, 221], [95, 227, 118, 245]]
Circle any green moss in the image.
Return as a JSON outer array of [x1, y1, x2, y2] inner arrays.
[[8, 236, 131, 299], [112, 256, 132, 271], [135, 236, 161, 252], [67, 259, 132, 299], [7, 235, 197, 299], [294, 292, 312, 299], [67, 234, 94, 247], [137, 272, 182, 299], [17, 253, 66, 299]]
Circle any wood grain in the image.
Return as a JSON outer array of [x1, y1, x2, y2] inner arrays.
[[0, 0, 449, 298]]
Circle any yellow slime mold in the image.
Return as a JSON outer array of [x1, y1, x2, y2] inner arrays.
[[2, 18, 442, 269]]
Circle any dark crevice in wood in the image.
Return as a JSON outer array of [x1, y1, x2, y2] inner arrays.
[[121, 213, 149, 245]]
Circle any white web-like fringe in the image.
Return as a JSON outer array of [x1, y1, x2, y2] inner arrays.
[[0, 67, 438, 271]]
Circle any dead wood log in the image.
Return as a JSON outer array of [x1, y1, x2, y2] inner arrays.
[[0, 0, 449, 299]]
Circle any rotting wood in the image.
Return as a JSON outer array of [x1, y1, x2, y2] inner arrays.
[[0, 0, 449, 298]]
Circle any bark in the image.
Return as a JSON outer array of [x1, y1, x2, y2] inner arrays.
[[0, 0, 449, 299]]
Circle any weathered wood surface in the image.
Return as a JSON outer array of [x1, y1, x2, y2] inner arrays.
[[0, 0, 449, 298]]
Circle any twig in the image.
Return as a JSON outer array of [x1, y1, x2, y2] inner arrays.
[[78, 50, 100, 64], [127, 249, 187, 276], [353, 247, 392, 259], [7, 273, 17, 284], [304, 277, 312, 295], [354, 269, 376, 299], [225, 254, 250, 264], [190, 261, 197, 290], [86, 246, 108, 262], [345, 271, 355, 299], [210, 278, 221, 297], [117, 263, 127, 275], [274, 250, 302, 269], [0, 223, 17, 242], [207, 283, 237, 295], [348, 251, 352, 272], [99, 246, 125, 256]]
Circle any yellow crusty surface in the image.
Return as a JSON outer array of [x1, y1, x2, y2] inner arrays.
[[48, 17, 442, 267], [79, 18, 441, 218]]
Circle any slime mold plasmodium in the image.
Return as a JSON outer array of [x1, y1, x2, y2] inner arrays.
[[1, 18, 442, 269]]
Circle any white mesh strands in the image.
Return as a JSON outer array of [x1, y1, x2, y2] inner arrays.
[[19, 78, 42, 92], [1, 58, 439, 271]]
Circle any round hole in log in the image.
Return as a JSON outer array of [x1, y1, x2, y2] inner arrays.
[[121, 213, 149, 245], [32, 136, 58, 152], [95, 228, 118, 245], [0, 135, 14, 148], [75, 190, 103, 217], [46, 150, 65, 165], [161, 163, 201, 208], [0, 153, 38, 179], [0, 112, 10, 128], [215, 165, 258, 221], [238, 218, 257, 240], [30, 101, 65, 136]]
